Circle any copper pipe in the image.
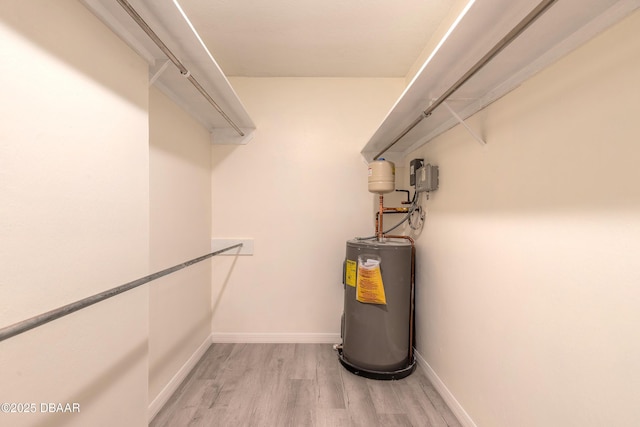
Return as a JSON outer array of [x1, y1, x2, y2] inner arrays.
[[385, 235, 416, 363], [380, 204, 417, 363], [376, 207, 409, 235], [377, 195, 384, 241], [375, 208, 410, 237]]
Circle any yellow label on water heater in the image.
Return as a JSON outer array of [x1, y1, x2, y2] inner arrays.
[[356, 257, 387, 305], [345, 260, 357, 287]]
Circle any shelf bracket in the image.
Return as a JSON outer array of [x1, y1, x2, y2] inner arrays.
[[149, 59, 171, 86], [443, 101, 486, 146]]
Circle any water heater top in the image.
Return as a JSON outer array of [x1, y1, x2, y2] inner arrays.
[[348, 238, 411, 248]]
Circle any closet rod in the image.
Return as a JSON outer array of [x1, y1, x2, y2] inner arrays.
[[373, 0, 558, 160], [0, 244, 242, 343], [115, 0, 245, 137]]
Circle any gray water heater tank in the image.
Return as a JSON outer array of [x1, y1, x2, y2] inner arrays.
[[338, 238, 415, 380]]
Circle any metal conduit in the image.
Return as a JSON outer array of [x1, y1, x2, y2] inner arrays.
[[115, 0, 245, 137], [373, 0, 559, 160], [0, 243, 243, 343]]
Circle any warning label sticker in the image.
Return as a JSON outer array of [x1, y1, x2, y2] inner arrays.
[[356, 256, 387, 305], [345, 259, 357, 287]]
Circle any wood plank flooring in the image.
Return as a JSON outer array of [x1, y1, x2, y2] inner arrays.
[[150, 343, 462, 427]]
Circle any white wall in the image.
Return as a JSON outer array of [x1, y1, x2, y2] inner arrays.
[[210, 78, 404, 341], [405, 10, 640, 427], [0, 2, 149, 426], [148, 87, 212, 409]]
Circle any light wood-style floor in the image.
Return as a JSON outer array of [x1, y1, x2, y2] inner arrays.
[[150, 343, 462, 427]]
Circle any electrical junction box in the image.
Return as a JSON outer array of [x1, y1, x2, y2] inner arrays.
[[409, 158, 424, 186], [416, 164, 439, 193]]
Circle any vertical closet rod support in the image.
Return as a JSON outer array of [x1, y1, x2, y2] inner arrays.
[[442, 102, 486, 145], [149, 59, 171, 86], [373, 0, 558, 160], [115, 0, 245, 137]]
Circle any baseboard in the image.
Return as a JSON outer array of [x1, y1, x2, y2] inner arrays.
[[148, 335, 212, 422], [414, 349, 477, 427], [210, 332, 341, 344]]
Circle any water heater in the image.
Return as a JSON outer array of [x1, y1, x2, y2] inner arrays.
[[338, 238, 415, 379]]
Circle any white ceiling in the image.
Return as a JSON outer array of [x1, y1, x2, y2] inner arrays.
[[176, 0, 453, 77]]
